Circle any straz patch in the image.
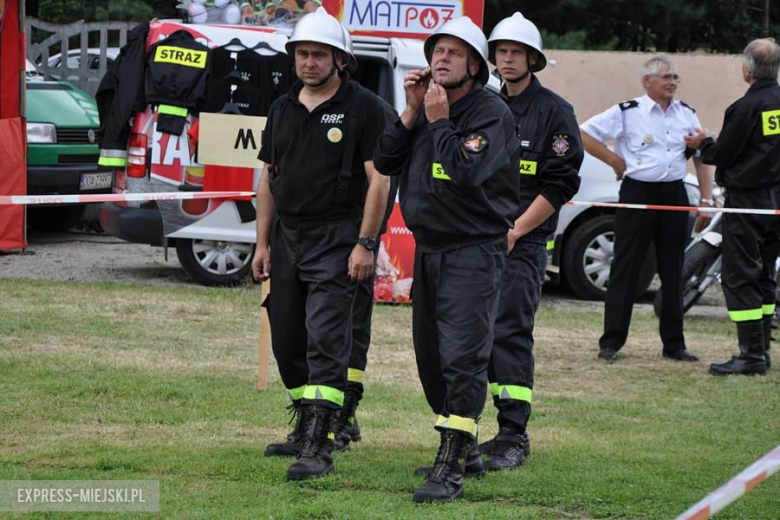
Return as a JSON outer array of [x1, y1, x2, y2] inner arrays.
[[154, 46, 207, 68], [432, 162, 451, 180], [762, 109, 780, 136], [327, 127, 343, 143], [462, 133, 488, 153], [519, 160, 538, 175], [552, 134, 570, 156]]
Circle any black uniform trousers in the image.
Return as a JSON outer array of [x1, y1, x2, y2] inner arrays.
[[412, 237, 505, 437], [488, 239, 547, 432], [722, 188, 780, 320], [600, 177, 689, 353], [346, 248, 379, 400], [760, 231, 780, 311], [268, 215, 360, 409]]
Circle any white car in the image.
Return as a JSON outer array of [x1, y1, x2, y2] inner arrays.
[[46, 48, 120, 70], [547, 154, 701, 300]]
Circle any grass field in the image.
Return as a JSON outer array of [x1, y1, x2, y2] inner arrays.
[[0, 278, 778, 519]]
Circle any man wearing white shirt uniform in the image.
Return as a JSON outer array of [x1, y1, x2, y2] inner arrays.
[[580, 56, 713, 362]]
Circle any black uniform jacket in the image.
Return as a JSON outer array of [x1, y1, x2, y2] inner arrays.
[[505, 76, 583, 240], [373, 83, 522, 252], [700, 79, 780, 190], [145, 30, 210, 109], [96, 23, 149, 156]]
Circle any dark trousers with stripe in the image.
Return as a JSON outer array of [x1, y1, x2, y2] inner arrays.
[[488, 239, 547, 432], [347, 251, 378, 400], [600, 177, 689, 353], [722, 188, 780, 319], [413, 238, 505, 422], [268, 216, 360, 409]]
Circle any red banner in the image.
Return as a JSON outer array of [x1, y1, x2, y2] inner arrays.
[[0, 0, 26, 250], [0, 118, 26, 250], [374, 203, 414, 303]]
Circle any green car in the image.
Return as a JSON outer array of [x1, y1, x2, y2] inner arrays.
[[25, 59, 114, 229]]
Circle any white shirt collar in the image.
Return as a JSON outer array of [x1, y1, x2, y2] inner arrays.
[[640, 93, 680, 114]]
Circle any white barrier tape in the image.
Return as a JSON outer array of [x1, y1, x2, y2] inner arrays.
[[0, 191, 256, 206], [566, 200, 780, 216], [2, 193, 777, 216], [677, 445, 780, 520]]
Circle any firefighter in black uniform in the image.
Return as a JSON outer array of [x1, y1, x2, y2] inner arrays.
[[685, 38, 780, 376], [477, 13, 583, 472], [374, 16, 522, 503], [252, 7, 391, 480]]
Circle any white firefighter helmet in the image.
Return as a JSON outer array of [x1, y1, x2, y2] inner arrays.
[[423, 16, 490, 85], [488, 12, 547, 72], [340, 25, 359, 74], [286, 7, 354, 72]]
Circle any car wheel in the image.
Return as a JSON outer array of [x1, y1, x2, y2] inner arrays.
[[175, 238, 254, 287], [26, 205, 85, 231], [562, 214, 655, 301]]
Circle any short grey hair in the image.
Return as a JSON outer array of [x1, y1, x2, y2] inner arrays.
[[742, 38, 780, 80], [640, 55, 677, 86]]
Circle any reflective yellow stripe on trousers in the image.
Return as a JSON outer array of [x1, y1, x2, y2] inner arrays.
[[302, 385, 344, 407], [489, 383, 533, 403]]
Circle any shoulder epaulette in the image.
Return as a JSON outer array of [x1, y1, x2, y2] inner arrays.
[[618, 100, 639, 111], [679, 101, 696, 113]]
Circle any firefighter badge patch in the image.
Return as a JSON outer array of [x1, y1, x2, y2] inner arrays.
[[462, 133, 488, 153], [327, 127, 343, 144], [552, 134, 569, 156]]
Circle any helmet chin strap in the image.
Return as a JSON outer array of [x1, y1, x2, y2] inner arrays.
[[502, 53, 532, 84], [442, 55, 474, 90], [309, 66, 338, 88], [308, 49, 341, 88]]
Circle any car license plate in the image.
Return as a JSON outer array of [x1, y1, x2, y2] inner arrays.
[[79, 172, 113, 190]]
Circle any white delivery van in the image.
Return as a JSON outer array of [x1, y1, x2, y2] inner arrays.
[[99, 19, 434, 289], [102, 17, 695, 303]]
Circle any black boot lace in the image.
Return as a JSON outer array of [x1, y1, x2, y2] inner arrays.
[[300, 407, 329, 458], [431, 431, 464, 481]]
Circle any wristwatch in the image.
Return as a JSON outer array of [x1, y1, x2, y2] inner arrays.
[[701, 198, 714, 206], [357, 237, 378, 251]]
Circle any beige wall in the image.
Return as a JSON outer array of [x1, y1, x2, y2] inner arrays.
[[536, 50, 749, 134]]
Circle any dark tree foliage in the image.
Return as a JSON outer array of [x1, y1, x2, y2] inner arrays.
[[30, 0, 177, 24], [484, 0, 780, 53], [27, 0, 780, 53]]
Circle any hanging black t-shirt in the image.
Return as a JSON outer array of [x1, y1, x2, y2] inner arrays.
[[204, 80, 264, 115], [258, 53, 293, 110], [205, 47, 291, 116], [210, 47, 264, 84]]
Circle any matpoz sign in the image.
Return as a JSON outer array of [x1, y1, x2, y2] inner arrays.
[[322, 0, 484, 38]]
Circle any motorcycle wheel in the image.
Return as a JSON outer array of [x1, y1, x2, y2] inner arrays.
[[653, 240, 721, 318]]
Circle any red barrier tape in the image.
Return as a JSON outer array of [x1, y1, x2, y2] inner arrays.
[[566, 200, 780, 216], [677, 445, 780, 519], [0, 191, 256, 206]]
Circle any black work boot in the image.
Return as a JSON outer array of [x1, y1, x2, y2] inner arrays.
[[485, 428, 529, 471], [265, 401, 307, 457], [479, 429, 530, 457], [710, 320, 767, 376], [414, 440, 484, 478], [333, 392, 361, 452], [286, 405, 336, 481], [763, 314, 773, 370], [413, 430, 470, 503]]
